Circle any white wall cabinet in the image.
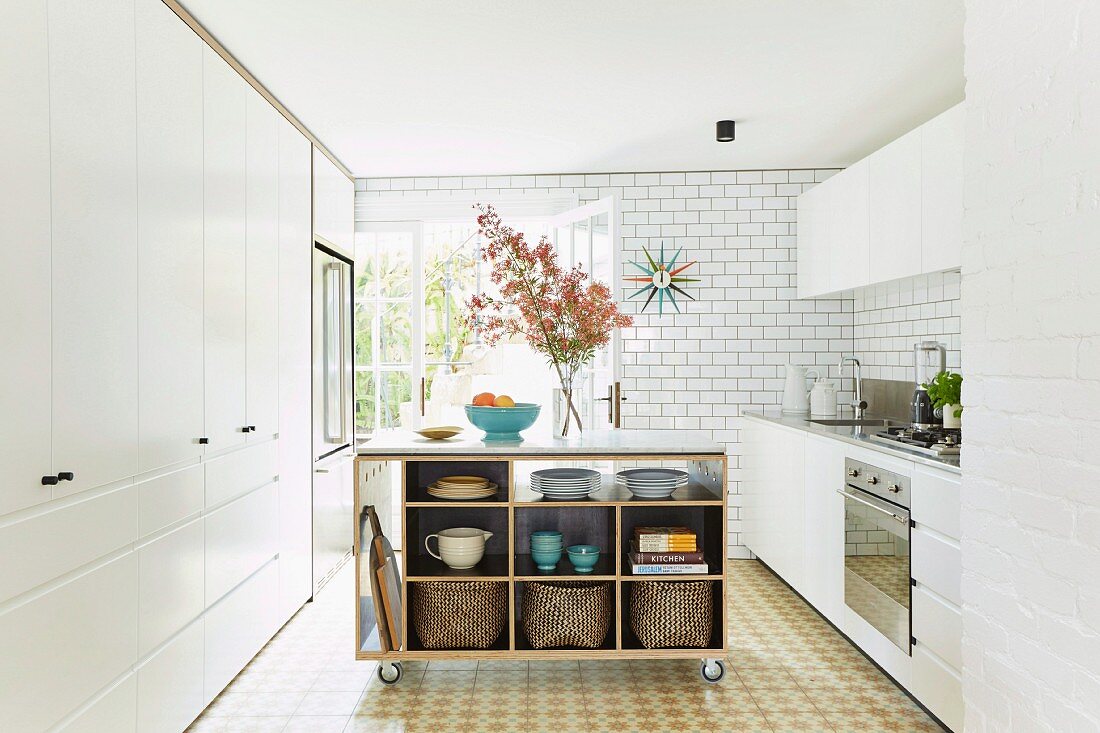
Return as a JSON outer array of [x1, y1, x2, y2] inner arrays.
[[797, 103, 963, 298], [0, 0, 323, 729], [278, 118, 317, 619], [0, 0, 52, 515], [313, 147, 355, 252], [203, 46, 250, 451], [136, 0, 205, 472], [246, 90, 282, 441], [49, 0, 140, 497]]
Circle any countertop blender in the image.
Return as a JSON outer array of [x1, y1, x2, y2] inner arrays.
[[911, 341, 946, 428]]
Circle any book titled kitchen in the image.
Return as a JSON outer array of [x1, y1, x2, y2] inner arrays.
[[629, 542, 704, 565]]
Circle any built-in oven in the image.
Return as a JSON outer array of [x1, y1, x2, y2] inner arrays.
[[838, 458, 912, 654]]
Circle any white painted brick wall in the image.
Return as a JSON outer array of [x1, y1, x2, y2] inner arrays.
[[962, 1, 1100, 730], [357, 169, 852, 557]]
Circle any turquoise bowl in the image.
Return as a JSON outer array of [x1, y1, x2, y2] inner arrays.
[[566, 545, 601, 573], [465, 403, 541, 442], [531, 548, 562, 571]]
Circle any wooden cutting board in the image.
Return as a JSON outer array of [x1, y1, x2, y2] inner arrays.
[[367, 506, 402, 650], [364, 506, 392, 652]]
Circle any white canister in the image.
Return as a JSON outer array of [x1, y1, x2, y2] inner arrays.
[[809, 379, 838, 417]]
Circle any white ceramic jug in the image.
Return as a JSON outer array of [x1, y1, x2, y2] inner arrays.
[[810, 379, 838, 417], [425, 528, 494, 569], [781, 363, 819, 415]]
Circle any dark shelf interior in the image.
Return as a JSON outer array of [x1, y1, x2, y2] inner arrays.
[[514, 505, 615, 557], [619, 505, 723, 564], [405, 460, 509, 503]]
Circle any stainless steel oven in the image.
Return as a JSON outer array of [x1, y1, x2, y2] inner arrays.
[[838, 458, 911, 654]]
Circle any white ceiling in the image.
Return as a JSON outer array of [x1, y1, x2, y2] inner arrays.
[[180, 0, 964, 178]]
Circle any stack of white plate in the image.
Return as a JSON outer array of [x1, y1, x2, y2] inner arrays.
[[615, 468, 689, 499], [530, 468, 602, 500], [427, 475, 499, 500]]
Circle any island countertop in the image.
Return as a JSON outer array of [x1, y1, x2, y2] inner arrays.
[[355, 428, 726, 457]]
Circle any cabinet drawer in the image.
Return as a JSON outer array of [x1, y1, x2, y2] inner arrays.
[[911, 526, 961, 606], [205, 440, 277, 508], [60, 674, 137, 733], [205, 483, 277, 605], [137, 618, 204, 733], [138, 518, 204, 656], [912, 466, 960, 540], [0, 484, 137, 603], [137, 464, 203, 538], [913, 585, 962, 671], [912, 644, 963, 732], [0, 552, 138, 732], [204, 559, 279, 702]]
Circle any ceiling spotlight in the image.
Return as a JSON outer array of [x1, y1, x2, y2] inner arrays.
[[716, 120, 736, 142]]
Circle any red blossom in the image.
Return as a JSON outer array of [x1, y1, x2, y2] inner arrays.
[[465, 204, 632, 428]]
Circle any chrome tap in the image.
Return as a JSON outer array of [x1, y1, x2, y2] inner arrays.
[[839, 356, 868, 418]]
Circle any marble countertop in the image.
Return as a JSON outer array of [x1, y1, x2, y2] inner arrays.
[[742, 410, 962, 474], [356, 428, 726, 456]]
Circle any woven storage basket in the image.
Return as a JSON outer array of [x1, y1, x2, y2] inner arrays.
[[521, 581, 612, 649], [411, 581, 507, 649], [630, 580, 714, 649]]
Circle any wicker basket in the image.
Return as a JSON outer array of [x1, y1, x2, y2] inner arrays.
[[521, 581, 612, 649], [629, 580, 714, 649], [411, 581, 508, 649]]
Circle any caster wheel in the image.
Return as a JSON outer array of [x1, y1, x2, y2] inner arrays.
[[700, 659, 726, 683], [377, 662, 403, 685]]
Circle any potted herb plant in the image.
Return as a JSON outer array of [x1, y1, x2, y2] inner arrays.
[[924, 370, 963, 429], [466, 204, 633, 437]]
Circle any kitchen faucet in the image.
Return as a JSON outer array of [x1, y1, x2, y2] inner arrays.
[[839, 356, 868, 418]]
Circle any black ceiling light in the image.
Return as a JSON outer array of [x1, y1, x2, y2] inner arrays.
[[716, 120, 736, 142]]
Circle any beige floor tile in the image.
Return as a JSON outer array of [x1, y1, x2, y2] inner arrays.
[[425, 658, 478, 671], [477, 659, 529, 671], [226, 691, 306, 717], [292, 690, 362, 716], [282, 714, 349, 732], [418, 670, 476, 690], [763, 710, 836, 732], [528, 659, 579, 670], [311, 668, 374, 692]]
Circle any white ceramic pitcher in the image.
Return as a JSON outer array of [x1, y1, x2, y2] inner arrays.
[[425, 527, 494, 569], [781, 363, 820, 415]]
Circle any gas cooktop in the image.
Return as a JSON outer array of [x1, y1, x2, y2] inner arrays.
[[870, 425, 962, 457]]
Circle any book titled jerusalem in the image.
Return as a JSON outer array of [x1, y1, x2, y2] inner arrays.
[[629, 560, 711, 574]]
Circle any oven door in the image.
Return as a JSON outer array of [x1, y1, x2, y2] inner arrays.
[[838, 485, 911, 654]]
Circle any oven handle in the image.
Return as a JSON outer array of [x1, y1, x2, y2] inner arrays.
[[836, 489, 910, 525]]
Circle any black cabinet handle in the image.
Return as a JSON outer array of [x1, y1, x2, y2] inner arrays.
[[243, 425, 256, 433], [41, 475, 59, 486], [198, 437, 209, 445], [57, 472, 74, 481]]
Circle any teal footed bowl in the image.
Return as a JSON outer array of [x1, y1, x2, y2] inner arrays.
[[465, 403, 541, 442]]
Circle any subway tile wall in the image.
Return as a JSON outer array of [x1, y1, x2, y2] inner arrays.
[[852, 271, 962, 382], [356, 170, 939, 557]]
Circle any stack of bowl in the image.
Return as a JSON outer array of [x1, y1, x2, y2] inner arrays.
[[530, 531, 563, 570]]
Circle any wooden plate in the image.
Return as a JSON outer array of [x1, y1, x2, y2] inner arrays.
[[415, 426, 463, 440]]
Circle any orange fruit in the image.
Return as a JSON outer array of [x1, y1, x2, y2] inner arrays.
[[494, 395, 515, 407], [472, 392, 496, 406]]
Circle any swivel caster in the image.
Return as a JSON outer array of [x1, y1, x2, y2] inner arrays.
[[377, 661, 403, 685], [700, 658, 726, 683]]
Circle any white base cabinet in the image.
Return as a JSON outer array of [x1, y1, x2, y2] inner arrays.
[[0, 0, 323, 730], [742, 415, 963, 731]]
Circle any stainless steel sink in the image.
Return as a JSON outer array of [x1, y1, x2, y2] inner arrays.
[[809, 418, 896, 427]]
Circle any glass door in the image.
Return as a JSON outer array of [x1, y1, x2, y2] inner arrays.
[[551, 197, 622, 429], [354, 223, 422, 437]]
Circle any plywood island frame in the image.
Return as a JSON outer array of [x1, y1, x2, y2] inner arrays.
[[353, 448, 729, 685]]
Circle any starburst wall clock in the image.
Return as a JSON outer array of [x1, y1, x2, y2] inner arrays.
[[624, 244, 699, 314]]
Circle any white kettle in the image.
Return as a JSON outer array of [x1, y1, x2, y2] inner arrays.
[[781, 363, 819, 415]]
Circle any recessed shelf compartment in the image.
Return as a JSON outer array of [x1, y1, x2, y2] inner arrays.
[[404, 459, 509, 503], [404, 580, 512, 653], [619, 578, 724, 652], [514, 580, 616, 652], [514, 505, 615, 560], [619, 505, 724, 571], [405, 506, 509, 579]]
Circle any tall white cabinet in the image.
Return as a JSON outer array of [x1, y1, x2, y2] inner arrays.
[[0, 1, 337, 730]]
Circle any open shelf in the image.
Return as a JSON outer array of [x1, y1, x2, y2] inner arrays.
[[404, 579, 511, 653], [514, 580, 617, 652], [406, 553, 510, 580], [404, 459, 510, 503], [619, 578, 724, 652]]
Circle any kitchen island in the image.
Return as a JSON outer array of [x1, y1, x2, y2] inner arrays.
[[354, 429, 728, 685]]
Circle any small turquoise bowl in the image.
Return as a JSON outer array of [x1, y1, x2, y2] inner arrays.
[[566, 545, 601, 573], [530, 531, 563, 541], [465, 403, 541, 442], [531, 548, 562, 571]]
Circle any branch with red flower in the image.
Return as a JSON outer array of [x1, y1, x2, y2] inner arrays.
[[466, 204, 632, 436]]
